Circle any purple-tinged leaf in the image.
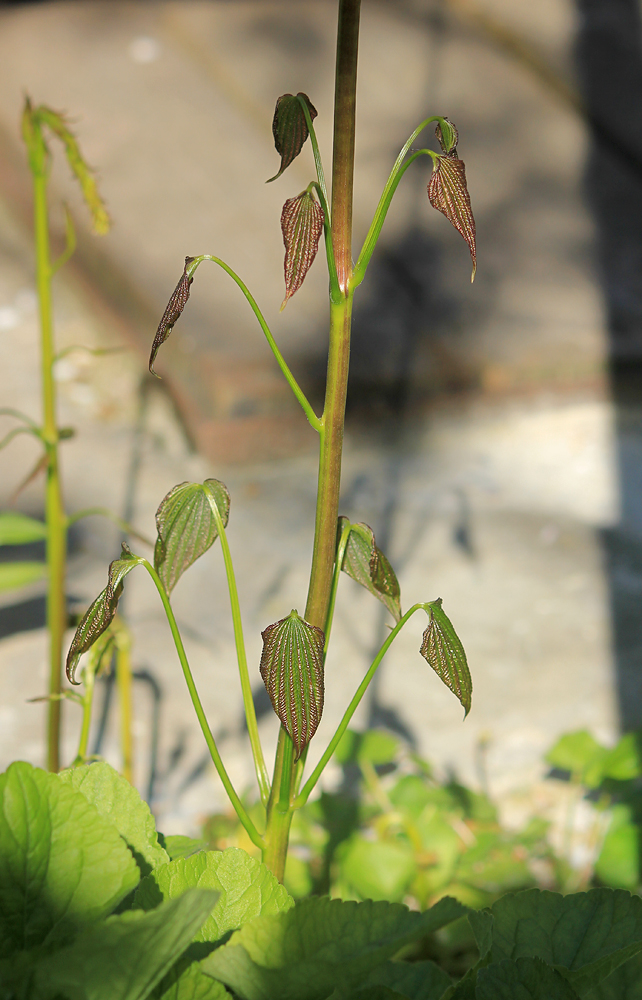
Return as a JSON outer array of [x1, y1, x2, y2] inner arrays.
[[428, 145, 476, 282], [154, 479, 230, 595], [420, 599, 472, 716], [338, 517, 402, 622], [149, 257, 195, 376], [259, 610, 325, 759], [268, 93, 318, 183], [66, 544, 144, 684], [280, 190, 324, 309]]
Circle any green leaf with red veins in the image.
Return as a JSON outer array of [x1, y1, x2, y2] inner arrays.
[[338, 517, 402, 622], [259, 610, 325, 759], [154, 479, 230, 595], [66, 544, 144, 684], [280, 189, 324, 309], [420, 599, 472, 716], [149, 256, 195, 376], [268, 92, 318, 182], [428, 152, 477, 282]]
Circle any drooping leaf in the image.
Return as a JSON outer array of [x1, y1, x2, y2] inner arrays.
[[267, 93, 317, 182], [133, 848, 292, 1000], [360, 960, 453, 1000], [0, 761, 139, 958], [202, 895, 468, 1000], [59, 762, 169, 877], [280, 189, 324, 309], [37, 889, 218, 1000], [0, 561, 46, 592], [31, 103, 110, 234], [154, 479, 230, 595], [0, 511, 47, 544], [420, 599, 472, 716], [66, 543, 144, 683], [149, 257, 196, 376], [477, 957, 581, 1000], [428, 127, 476, 283], [259, 609, 325, 759], [338, 518, 402, 622], [490, 888, 642, 996]]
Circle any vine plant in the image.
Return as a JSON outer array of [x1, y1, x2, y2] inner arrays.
[[66, 0, 476, 881]]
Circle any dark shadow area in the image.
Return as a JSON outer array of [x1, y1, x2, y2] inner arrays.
[[575, 0, 642, 733]]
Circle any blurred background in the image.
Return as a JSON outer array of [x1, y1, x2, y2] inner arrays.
[[0, 0, 639, 848]]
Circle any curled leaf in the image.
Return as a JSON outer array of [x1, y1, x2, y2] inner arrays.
[[66, 544, 144, 684], [260, 609, 325, 759], [154, 479, 230, 594], [268, 93, 318, 183], [435, 117, 459, 155], [428, 127, 476, 282], [30, 103, 110, 234], [280, 189, 324, 309], [149, 257, 195, 376], [338, 517, 402, 622], [420, 599, 472, 717]]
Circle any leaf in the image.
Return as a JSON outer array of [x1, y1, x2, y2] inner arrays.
[[267, 93, 318, 182], [0, 511, 47, 544], [477, 957, 581, 1000], [280, 189, 324, 309], [490, 887, 642, 996], [427, 136, 476, 283], [545, 730, 608, 787], [420, 600, 472, 716], [585, 950, 642, 1000], [259, 609, 325, 759], [59, 762, 169, 877], [134, 848, 292, 1000], [34, 104, 110, 233], [361, 960, 452, 1000], [594, 806, 639, 890], [149, 257, 195, 376], [468, 908, 494, 960], [154, 479, 230, 595], [338, 836, 416, 902], [0, 761, 139, 957], [338, 518, 402, 622], [160, 834, 207, 861], [202, 895, 468, 1000], [37, 889, 218, 1000], [334, 728, 399, 767], [435, 118, 459, 155], [66, 543, 144, 683], [0, 561, 46, 592], [153, 961, 230, 1000], [601, 733, 642, 781]]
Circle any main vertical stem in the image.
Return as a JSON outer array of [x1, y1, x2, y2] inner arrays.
[[34, 170, 67, 772], [263, 0, 361, 882]]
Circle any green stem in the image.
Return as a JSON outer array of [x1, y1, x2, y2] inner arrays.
[[208, 499, 271, 806], [116, 630, 134, 784], [142, 559, 264, 849], [66, 507, 154, 547], [263, 0, 361, 883], [189, 256, 321, 432], [294, 604, 426, 808], [74, 660, 96, 765], [323, 517, 352, 651], [34, 165, 67, 773]]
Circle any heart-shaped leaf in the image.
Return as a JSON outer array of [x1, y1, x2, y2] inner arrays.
[[420, 599, 472, 716], [281, 189, 324, 309], [66, 544, 144, 684], [259, 610, 325, 759], [428, 124, 476, 282], [338, 518, 402, 622], [149, 256, 195, 375], [268, 93, 318, 182], [154, 479, 230, 595]]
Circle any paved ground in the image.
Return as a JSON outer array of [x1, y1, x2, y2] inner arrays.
[[0, 0, 633, 836]]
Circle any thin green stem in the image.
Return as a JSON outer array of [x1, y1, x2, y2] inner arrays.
[[141, 559, 264, 849], [323, 517, 352, 651], [34, 164, 67, 773], [297, 97, 341, 302], [188, 256, 321, 432], [208, 499, 271, 806], [0, 425, 41, 452], [66, 507, 154, 547], [294, 603, 427, 808], [262, 727, 295, 880], [115, 629, 134, 784], [352, 140, 440, 287], [74, 657, 98, 765], [0, 407, 40, 429]]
